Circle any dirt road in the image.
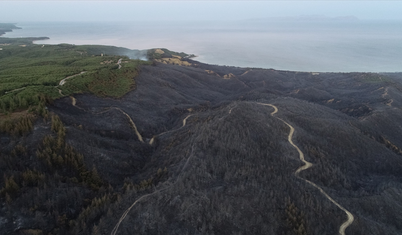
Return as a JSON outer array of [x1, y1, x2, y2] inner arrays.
[[110, 188, 169, 235], [59, 71, 86, 86], [113, 108, 143, 143], [257, 102, 354, 235], [110, 102, 354, 234], [149, 114, 192, 145], [117, 58, 122, 69], [4, 87, 25, 94], [111, 115, 195, 235]]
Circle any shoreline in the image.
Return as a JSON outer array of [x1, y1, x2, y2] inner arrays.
[[0, 23, 21, 36]]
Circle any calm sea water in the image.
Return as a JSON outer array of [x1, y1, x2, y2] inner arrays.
[[3, 20, 402, 72]]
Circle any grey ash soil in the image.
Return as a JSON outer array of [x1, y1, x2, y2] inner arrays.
[[2, 60, 402, 235]]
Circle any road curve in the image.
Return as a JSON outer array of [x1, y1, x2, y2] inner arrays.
[[83, 106, 144, 143], [182, 114, 192, 127], [149, 114, 192, 145], [256, 102, 354, 235], [111, 102, 354, 234], [59, 71, 86, 86], [110, 188, 169, 235], [111, 114, 195, 235]]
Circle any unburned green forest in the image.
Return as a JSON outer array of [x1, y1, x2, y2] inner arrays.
[[0, 38, 150, 115]]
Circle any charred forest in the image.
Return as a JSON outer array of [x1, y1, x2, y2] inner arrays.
[[1, 56, 402, 235]]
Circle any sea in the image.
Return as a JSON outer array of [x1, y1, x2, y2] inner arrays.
[[3, 19, 402, 73]]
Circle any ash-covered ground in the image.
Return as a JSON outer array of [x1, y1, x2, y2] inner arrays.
[[2, 60, 402, 235]]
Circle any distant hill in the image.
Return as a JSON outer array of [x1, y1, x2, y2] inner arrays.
[[0, 23, 20, 36], [246, 15, 359, 22]]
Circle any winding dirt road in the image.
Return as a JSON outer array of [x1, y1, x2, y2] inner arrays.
[[111, 102, 354, 234], [55, 71, 86, 96], [110, 188, 168, 235], [113, 108, 144, 143], [256, 102, 354, 235], [149, 114, 192, 145], [111, 114, 194, 235], [70, 101, 144, 143], [182, 114, 192, 127], [59, 71, 86, 86]]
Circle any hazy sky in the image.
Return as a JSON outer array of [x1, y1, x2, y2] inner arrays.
[[1, 1, 402, 22]]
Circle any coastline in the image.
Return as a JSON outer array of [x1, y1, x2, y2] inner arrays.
[[2, 22, 402, 73], [0, 23, 21, 36]]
